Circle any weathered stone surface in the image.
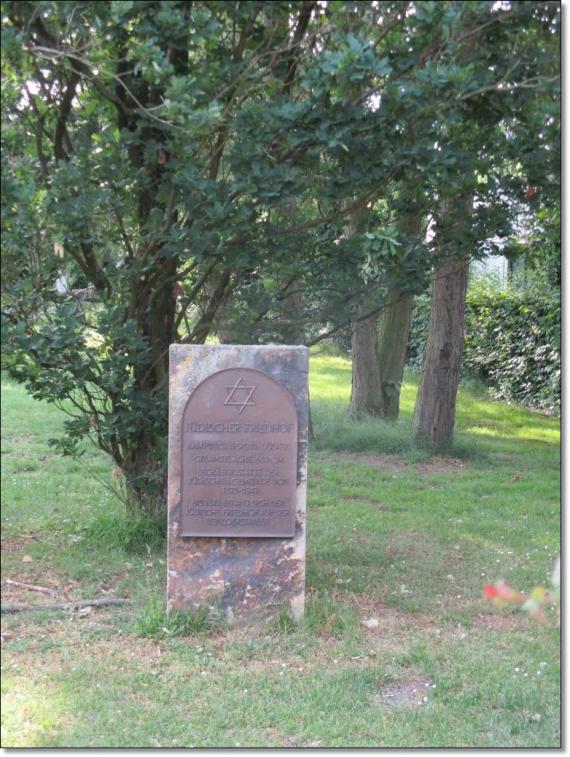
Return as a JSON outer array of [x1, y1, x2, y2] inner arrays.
[[167, 345, 308, 623]]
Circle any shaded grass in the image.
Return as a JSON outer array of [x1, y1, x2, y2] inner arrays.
[[0, 357, 560, 747]]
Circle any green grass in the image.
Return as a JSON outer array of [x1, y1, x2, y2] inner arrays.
[[1, 357, 560, 747], [134, 598, 223, 638]]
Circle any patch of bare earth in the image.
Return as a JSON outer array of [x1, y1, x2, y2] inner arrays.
[[353, 596, 438, 630], [1, 561, 131, 606], [2, 432, 34, 444], [264, 725, 325, 748], [374, 677, 433, 710], [1, 539, 23, 552], [3, 626, 170, 678], [349, 595, 531, 648], [330, 452, 467, 475], [2, 531, 61, 551], [472, 612, 530, 631], [350, 595, 488, 652], [347, 596, 440, 653]]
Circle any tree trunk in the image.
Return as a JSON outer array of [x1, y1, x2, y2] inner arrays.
[[412, 197, 473, 446], [123, 435, 167, 521], [377, 291, 415, 420], [351, 301, 385, 416], [281, 273, 313, 435], [218, 330, 234, 344], [347, 202, 384, 417], [376, 209, 422, 420], [284, 277, 305, 345]]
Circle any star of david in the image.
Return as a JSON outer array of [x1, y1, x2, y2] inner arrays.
[[224, 377, 256, 414]]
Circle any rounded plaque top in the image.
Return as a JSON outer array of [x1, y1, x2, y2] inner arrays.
[[181, 368, 298, 538]]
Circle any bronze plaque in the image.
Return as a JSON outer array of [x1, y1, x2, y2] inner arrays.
[[180, 367, 298, 537]]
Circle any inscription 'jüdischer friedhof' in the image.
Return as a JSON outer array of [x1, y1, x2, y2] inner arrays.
[[181, 367, 298, 537]]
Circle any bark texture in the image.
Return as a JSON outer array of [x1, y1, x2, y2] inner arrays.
[[351, 301, 385, 416], [377, 210, 422, 419], [377, 291, 415, 419], [412, 197, 473, 445], [351, 204, 421, 418], [348, 205, 385, 417], [123, 437, 166, 520]]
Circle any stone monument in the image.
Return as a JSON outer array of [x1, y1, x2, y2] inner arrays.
[[167, 344, 309, 624]]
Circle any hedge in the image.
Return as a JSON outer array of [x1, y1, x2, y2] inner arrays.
[[407, 287, 560, 414]]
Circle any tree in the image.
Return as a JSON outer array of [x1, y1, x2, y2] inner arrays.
[[411, 0, 560, 446], [376, 297, 417, 420], [411, 195, 473, 444], [0, 1, 434, 517], [1, 1, 332, 518], [337, 1, 560, 428], [375, 199, 424, 420], [350, 204, 426, 419]]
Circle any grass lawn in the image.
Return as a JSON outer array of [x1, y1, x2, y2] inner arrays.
[[1, 355, 560, 747]]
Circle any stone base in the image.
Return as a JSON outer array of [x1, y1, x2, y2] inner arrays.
[[167, 345, 308, 624]]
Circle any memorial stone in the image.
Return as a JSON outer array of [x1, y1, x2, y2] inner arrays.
[[167, 345, 308, 623]]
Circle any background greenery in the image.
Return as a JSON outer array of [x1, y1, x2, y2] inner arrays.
[[406, 280, 560, 414]]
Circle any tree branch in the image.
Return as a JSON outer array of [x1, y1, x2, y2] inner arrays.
[[186, 270, 234, 344], [174, 259, 220, 332], [460, 75, 560, 101], [1, 597, 131, 614], [283, 1, 316, 93], [53, 68, 79, 161]]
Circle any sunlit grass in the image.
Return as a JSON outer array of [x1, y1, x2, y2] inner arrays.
[[0, 676, 67, 747], [309, 354, 560, 449]]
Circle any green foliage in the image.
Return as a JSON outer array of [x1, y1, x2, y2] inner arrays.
[[272, 594, 361, 638], [406, 295, 432, 373], [463, 286, 560, 414], [1, 0, 444, 515], [271, 607, 299, 633], [407, 286, 560, 414]]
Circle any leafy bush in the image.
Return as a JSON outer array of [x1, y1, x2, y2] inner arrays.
[[407, 287, 560, 414]]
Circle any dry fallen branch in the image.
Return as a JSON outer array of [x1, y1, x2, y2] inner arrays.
[[4, 579, 58, 596], [1, 597, 131, 614]]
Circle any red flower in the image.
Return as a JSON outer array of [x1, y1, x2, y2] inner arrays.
[[484, 584, 499, 599]]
